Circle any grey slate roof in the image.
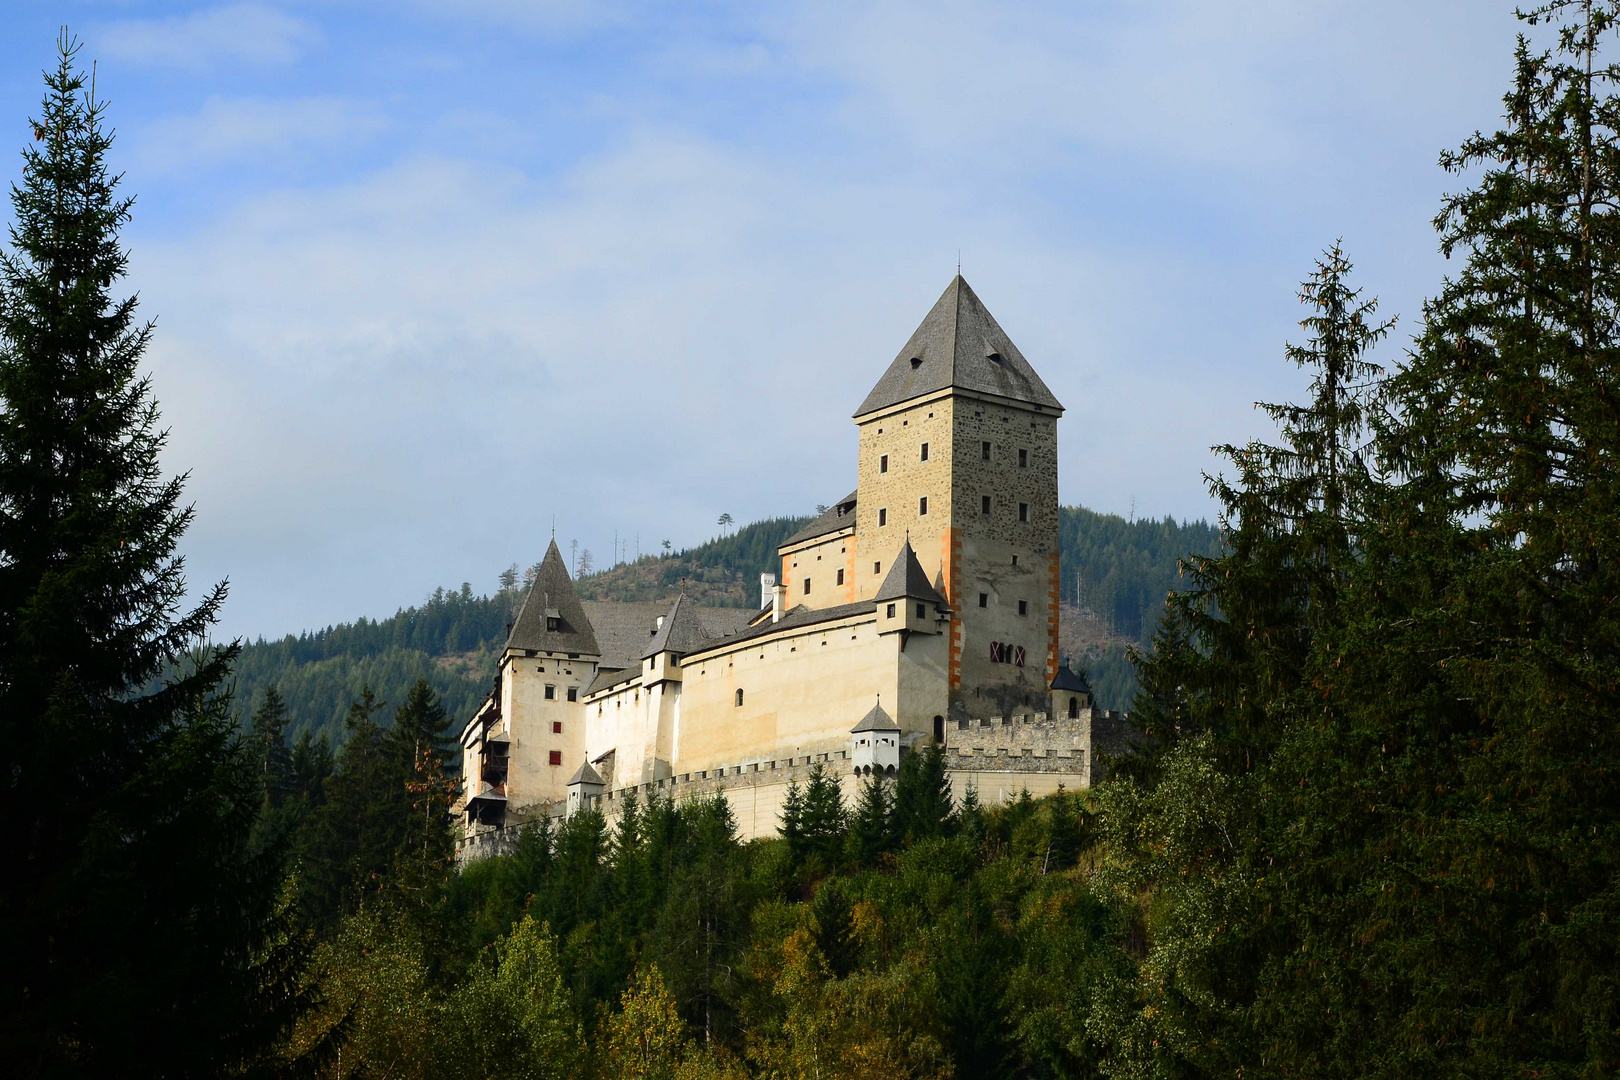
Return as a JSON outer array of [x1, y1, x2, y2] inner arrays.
[[584, 666, 638, 696], [506, 539, 601, 655], [580, 601, 753, 670], [690, 599, 877, 654], [782, 491, 857, 548], [873, 538, 947, 606], [851, 701, 899, 733], [567, 760, 604, 787], [1050, 660, 1092, 694], [855, 275, 1064, 418], [641, 593, 718, 659]]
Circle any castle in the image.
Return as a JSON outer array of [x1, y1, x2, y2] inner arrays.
[[456, 276, 1127, 856]]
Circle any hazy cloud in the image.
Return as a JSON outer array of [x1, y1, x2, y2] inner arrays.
[[97, 4, 320, 71], [134, 96, 388, 173]]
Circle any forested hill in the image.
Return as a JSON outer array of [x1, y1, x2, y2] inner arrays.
[[232, 508, 1218, 746]]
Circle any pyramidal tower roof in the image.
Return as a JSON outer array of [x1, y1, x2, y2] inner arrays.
[[855, 275, 1064, 418], [640, 593, 715, 660], [506, 539, 601, 655], [851, 700, 900, 733], [873, 538, 947, 606]]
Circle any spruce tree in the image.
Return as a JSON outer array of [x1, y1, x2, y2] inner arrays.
[[844, 774, 893, 865], [798, 763, 848, 868], [0, 36, 309, 1077], [251, 682, 293, 806], [891, 744, 954, 845]]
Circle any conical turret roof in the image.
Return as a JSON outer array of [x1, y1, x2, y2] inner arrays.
[[873, 538, 946, 606], [855, 275, 1063, 418], [640, 593, 715, 660], [506, 539, 600, 655], [851, 700, 899, 733]]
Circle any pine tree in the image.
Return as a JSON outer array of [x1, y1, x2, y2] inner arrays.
[[891, 744, 953, 845], [0, 36, 310, 1077], [844, 774, 893, 865], [251, 682, 294, 806]]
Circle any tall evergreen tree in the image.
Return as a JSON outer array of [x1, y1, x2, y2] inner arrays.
[[251, 682, 294, 806], [891, 744, 954, 845], [0, 36, 309, 1077], [798, 763, 848, 868], [844, 774, 894, 865]]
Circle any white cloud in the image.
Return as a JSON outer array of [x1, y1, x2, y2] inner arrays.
[[134, 96, 388, 173], [97, 3, 320, 71]]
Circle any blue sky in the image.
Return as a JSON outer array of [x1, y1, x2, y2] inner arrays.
[[2, 1, 1521, 639]]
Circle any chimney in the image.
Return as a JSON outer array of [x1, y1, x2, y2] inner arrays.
[[759, 572, 776, 610], [655, 615, 665, 630], [772, 582, 787, 623]]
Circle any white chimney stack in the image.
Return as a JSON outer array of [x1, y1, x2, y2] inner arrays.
[[759, 573, 776, 611]]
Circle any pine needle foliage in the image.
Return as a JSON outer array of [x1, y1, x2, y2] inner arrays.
[[0, 35, 311, 1078]]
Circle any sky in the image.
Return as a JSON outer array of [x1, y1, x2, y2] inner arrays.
[[1, 1, 1526, 640]]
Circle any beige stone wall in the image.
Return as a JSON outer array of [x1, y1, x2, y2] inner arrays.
[[675, 609, 917, 769], [947, 395, 1060, 718], [780, 526, 857, 610], [499, 649, 594, 811], [853, 392, 956, 602]]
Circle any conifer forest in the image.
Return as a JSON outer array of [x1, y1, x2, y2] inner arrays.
[[5, 4, 1620, 1078]]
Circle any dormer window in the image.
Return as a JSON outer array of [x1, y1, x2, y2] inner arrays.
[[546, 617, 560, 631], [987, 351, 1003, 364], [910, 356, 922, 369]]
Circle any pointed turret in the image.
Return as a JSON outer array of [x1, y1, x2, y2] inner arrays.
[[854, 275, 1063, 418], [640, 593, 714, 660], [874, 538, 946, 607], [506, 539, 600, 655]]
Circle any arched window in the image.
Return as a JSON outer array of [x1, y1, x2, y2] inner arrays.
[[1068, 696, 1080, 719], [734, 688, 744, 707]]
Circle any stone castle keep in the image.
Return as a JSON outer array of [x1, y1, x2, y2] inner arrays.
[[456, 276, 1129, 857]]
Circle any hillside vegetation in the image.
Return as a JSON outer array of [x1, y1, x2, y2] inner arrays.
[[234, 507, 1217, 744]]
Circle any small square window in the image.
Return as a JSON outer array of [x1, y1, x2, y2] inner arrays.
[[1018, 600, 1028, 616], [880, 454, 888, 473], [1019, 502, 1029, 522], [918, 496, 928, 516], [920, 442, 929, 461], [803, 577, 811, 595], [566, 687, 577, 702], [979, 593, 989, 608], [544, 684, 556, 700], [836, 568, 845, 585], [553, 721, 563, 734], [981, 440, 991, 461], [916, 602, 925, 618], [981, 494, 991, 515], [1019, 448, 1028, 468], [548, 750, 562, 766], [886, 603, 896, 618], [878, 508, 887, 527]]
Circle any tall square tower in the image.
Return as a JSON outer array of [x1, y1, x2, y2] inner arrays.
[[850, 276, 1064, 722]]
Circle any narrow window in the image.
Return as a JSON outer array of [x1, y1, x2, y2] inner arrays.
[[553, 720, 563, 734], [548, 750, 562, 766], [886, 603, 896, 618], [979, 593, 989, 608], [566, 687, 577, 702], [1012, 554, 1019, 566], [836, 568, 845, 585], [803, 577, 811, 595], [880, 453, 889, 474], [544, 684, 556, 700], [1018, 600, 1028, 616], [1069, 696, 1080, 719], [873, 561, 881, 574], [981, 440, 991, 461], [878, 508, 887, 527], [981, 494, 991, 515], [1019, 502, 1029, 522], [1019, 448, 1028, 468], [916, 602, 926, 618], [920, 442, 929, 461], [918, 496, 928, 516], [735, 688, 744, 707]]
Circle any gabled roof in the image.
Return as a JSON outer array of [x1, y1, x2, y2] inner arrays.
[[851, 701, 899, 733], [855, 275, 1063, 418], [687, 600, 877, 654], [507, 539, 600, 655], [1051, 660, 1092, 694], [583, 601, 752, 670], [640, 593, 715, 660], [782, 491, 857, 548], [873, 538, 946, 606], [568, 760, 604, 787]]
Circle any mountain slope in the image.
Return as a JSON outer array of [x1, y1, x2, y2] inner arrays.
[[232, 507, 1218, 745]]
